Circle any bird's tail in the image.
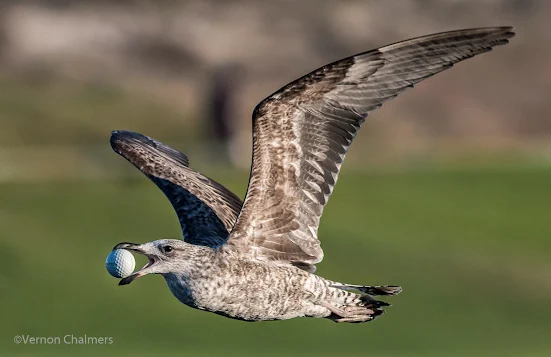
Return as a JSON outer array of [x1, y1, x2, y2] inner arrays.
[[324, 282, 402, 323], [332, 283, 402, 296]]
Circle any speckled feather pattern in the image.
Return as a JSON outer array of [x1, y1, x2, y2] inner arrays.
[[228, 27, 514, 271], [163, 244, 366, 321], [111, 27, 514, 323], [111, 131, 243, 246]]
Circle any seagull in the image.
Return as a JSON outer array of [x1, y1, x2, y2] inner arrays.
[[110, 27, 514, 323]]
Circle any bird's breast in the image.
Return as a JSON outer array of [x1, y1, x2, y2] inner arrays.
[[164, 273, 197, 307], [163, 261, 314, 321]]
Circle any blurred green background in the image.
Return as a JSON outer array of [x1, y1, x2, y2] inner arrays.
[[1, 1, 550, 356]]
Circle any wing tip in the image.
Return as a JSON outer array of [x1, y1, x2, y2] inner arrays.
[[110, 130, 190, 167], [492, 25, 515, 42], [110, 130, 143, 153], [480, 26, 515, 43]]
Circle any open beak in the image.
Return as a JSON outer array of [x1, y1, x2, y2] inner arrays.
[[112, 242, 157, 286]]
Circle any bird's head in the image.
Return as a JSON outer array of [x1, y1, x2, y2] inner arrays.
[[113, 239, 200, 286]]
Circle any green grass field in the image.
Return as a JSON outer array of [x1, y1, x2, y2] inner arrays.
[[1, 166, 550, 356]]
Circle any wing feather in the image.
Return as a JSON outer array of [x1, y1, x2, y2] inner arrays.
[[111, 130, 242, 247], [227, 27, 514, 270]]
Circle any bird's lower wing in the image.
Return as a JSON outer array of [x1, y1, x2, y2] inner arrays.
[[111, 130, 243, 247]]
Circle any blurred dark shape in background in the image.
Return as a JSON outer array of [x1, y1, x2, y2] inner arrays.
[[0, 0, 549, 172], [0, 1, 550, 357], [205, 64, 241, 166]]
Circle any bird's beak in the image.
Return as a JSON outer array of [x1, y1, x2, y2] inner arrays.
[[113, 242, 144, 252], [112, 242, 158, 286]]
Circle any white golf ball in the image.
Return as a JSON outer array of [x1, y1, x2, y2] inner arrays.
[[106, 249, 135, 278]]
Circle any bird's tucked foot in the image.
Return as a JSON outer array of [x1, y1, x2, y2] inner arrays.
[[333, 314, 383, 323], [321, 301, 374, 316], [322, 299, 386, 323]]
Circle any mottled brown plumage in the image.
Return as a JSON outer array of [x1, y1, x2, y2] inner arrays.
[[228, 27, 515, 272], [111, 131, 242, 246], [111, 27, 514, 323]]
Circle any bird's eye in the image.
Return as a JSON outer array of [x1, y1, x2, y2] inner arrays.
[[162, 245, 173, 253]]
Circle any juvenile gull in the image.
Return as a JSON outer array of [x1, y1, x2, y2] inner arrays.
[[110, 27, 514, 323]]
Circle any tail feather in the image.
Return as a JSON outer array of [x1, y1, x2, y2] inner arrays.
[[356, 285, 402, 296], [361, 294, 391, 308], [331, 284, 403, 296], [324, 282, 401, 323]]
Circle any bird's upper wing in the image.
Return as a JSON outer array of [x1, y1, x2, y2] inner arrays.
[[111, 130, 243, 247], [226, 27, 514, 271]]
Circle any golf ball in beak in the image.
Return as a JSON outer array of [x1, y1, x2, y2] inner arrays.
[[106, 249, 135, 278]]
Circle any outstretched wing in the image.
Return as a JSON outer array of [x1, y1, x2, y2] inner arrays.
[[227, 27, 514, 270], [111, 130, 243, 247]]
